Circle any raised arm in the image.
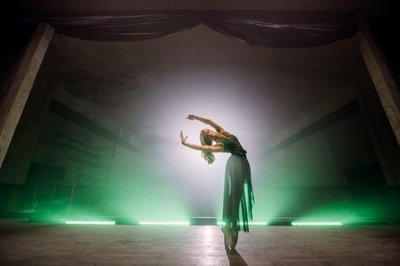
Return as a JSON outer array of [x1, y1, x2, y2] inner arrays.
[[180, 131, 224, 152], [186, 114, 226, 134]]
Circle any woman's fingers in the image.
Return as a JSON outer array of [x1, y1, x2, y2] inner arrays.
[[180, 131, 186, 144]]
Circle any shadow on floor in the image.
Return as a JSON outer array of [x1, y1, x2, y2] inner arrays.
[[226, 248, 248, 266]]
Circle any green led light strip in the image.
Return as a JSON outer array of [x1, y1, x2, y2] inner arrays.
[[291, 221, 342, 226], [217, 221, 268, 226], [65, 221, 116, 225], [139, 221, 190, 225]]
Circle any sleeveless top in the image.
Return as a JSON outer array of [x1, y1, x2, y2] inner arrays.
[[221, 134, 247, 157]]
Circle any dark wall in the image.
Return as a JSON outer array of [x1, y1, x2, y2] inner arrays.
[[0, 24, 36, 91], [365, 0, 399, 88]]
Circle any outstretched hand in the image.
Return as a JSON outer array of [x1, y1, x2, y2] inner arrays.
[[186, 114, 196, 120], [180, 131, 188, 145]]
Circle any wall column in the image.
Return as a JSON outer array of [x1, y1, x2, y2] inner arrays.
[[0, 23, 54, 168], [359, 23, 400, 146]]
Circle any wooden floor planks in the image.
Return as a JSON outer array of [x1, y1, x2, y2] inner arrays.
[[1, 221, 400, 265]]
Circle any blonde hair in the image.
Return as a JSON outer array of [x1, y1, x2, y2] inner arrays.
[[200, 130, 215, 164]]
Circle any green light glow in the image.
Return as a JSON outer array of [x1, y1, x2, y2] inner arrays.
[[65, 220, 116, 225], [248, 221, 268, 226], [139, 221, 190, 225], [217, 221, 268, 226], [291, 221, 342, 226]]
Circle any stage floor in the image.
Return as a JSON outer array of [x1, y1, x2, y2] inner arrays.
[[1, 220, 400, 265]]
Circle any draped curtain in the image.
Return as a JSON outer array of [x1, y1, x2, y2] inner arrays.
[[10, 11, 359, 47]]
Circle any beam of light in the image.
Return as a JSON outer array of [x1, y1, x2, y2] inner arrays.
[[139, 221, 190, 225], [291, 221, 342, 226], [217, 221, 268, 226], [65, 220, 116, 225]]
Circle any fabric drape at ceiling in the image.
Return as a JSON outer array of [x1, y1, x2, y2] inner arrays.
[[203, 12, 358, 47], [44, 13, 201, 41], [10, 11, 359, 47]]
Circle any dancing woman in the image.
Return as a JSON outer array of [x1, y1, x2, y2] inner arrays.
[[180, 114, 254, 250]]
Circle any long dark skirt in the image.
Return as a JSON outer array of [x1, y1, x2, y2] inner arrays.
[[222, 154, 254, 232]]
